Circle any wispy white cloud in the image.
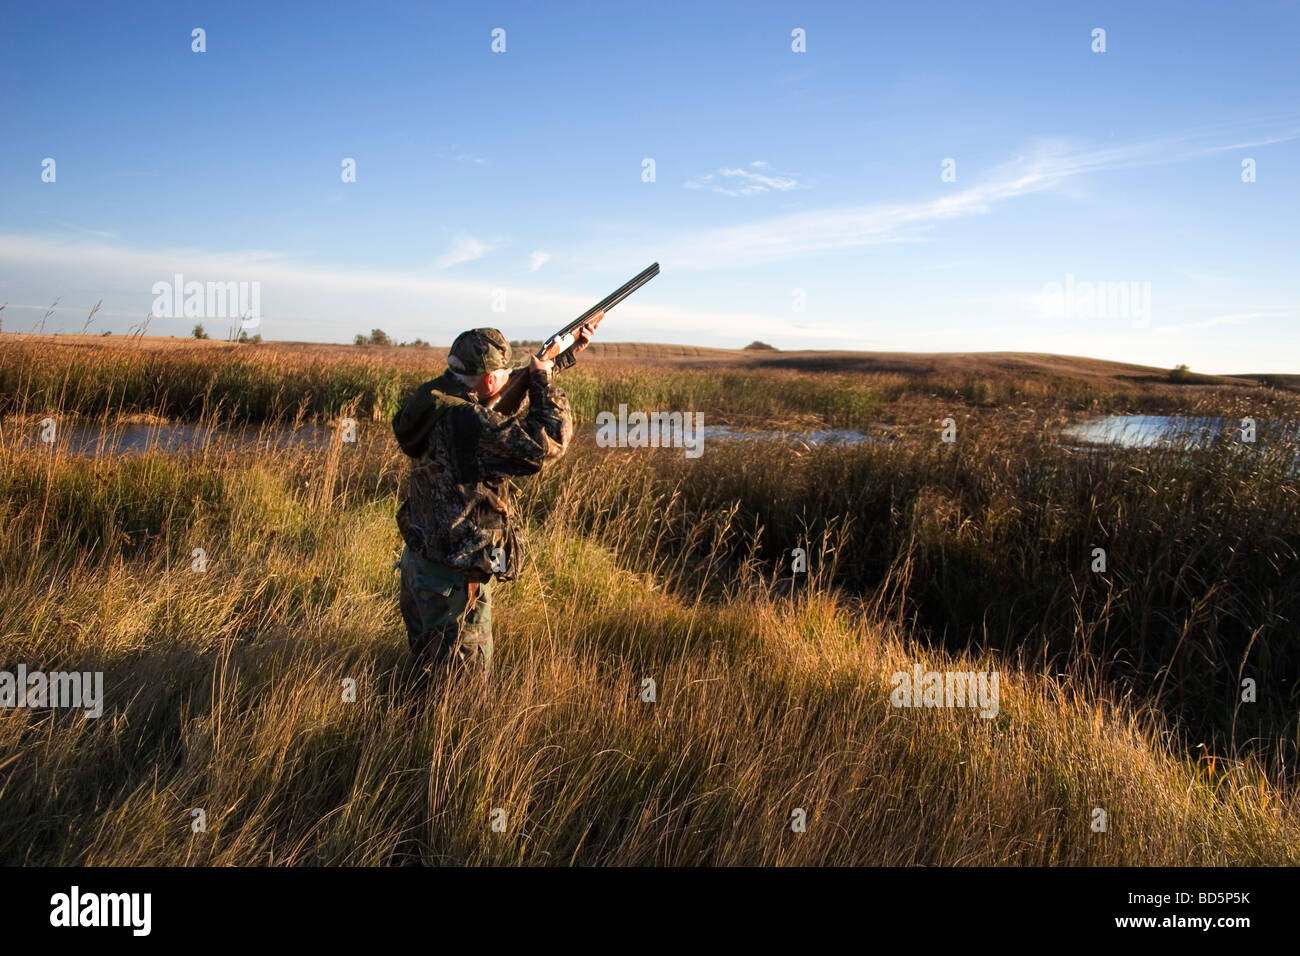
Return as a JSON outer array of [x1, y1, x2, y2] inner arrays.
[[51, 220, 120, 241], [1152, 310, 1292, 334], [527, 250, 551, 272], [1179, 268, 1237, 284], [1185, 130, 1300, 156], [982, 288, 1293, 334], [650, 129, 1300, 271], [437, 143, 489, 166], [435, 234, 499, 269], [0, 233, 813, 345], [685, 161, 805, 197], [665, 149, 1073, 268]]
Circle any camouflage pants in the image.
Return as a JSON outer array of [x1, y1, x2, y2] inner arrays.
[[398, 545, 493, 678]]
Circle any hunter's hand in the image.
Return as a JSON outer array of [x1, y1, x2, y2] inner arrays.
[[572, 314, 601, 353], [529, 355, 555, 377]]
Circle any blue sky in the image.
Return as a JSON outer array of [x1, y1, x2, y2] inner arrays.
[[2, 0, 1297, 372]]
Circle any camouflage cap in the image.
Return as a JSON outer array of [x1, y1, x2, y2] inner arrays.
[[447, 328, 513, 375]]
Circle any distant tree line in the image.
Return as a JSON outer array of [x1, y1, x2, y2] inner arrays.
[[353, 329, 432, 348], [192, 323, 261, 344]]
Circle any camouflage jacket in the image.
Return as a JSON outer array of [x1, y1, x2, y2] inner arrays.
[[393, 366, 574, 580]]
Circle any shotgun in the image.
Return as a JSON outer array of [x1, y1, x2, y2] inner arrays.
[[487, 263, 660, 415]]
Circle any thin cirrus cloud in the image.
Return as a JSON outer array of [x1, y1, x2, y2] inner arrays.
[[0, 232, 815, 345], [1152, 311, 1292, 334], [435, 234, 500, 269], [664, 142, 1154, 269], [649, 128, 1300, 271], [527, 250, 551, 272], [436, 143, 489, 166], [684, 161, 805, 197]]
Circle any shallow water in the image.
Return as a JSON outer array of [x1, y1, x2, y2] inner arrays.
[[1061, 415, 1300, 476], [700, 425, 877, 447], [1061, 415, 1299, 450], [20, 416, 1297, 468], [18, 423, 335, 456], [15, 421, 879, 457]]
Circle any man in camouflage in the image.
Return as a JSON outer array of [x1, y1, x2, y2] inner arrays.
[[392, 324, 593, 682]]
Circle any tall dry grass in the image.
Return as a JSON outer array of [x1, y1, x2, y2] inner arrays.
[[523, 415, 1300, 769], [1, 337, 1298, 864]]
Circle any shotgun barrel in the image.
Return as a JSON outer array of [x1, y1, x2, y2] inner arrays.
[[537, 261, 660, 357], [488, 263, 660, 414]]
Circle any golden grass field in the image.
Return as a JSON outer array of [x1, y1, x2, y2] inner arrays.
[[1, 334, 1298, 865]]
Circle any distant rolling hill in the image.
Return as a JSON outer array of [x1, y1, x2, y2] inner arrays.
[[4, 333, 1295, 391]]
